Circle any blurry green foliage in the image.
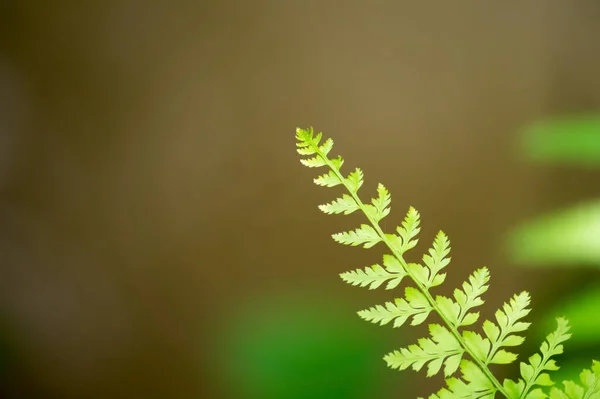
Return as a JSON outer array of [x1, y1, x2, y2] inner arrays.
[[535, 286, 600, 385], [520, 115, 600, 167], [510, 114, 600, 266], [509, 200, 600, 266], [537, 286, 600, 348], [509, 114, 600, 385], [214, 294, 392, 399]]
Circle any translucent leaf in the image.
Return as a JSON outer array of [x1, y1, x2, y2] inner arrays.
[[408, 262, 430, 286], [484, 291, 531, 364], [503, 335, 526, 347], [405, 287, 429, 309], [445, 353, 463, 377], [370, 183, 391, 222], [385, 233, 404, 253], [345, 168, 364, 192], [549, 387, 569, 399], [340, 264, 404, 290], [330, 155, 344, 169], [319, 138, 334, 156], [483, 320, 500, 344], [422, 231, 451, 285], [314, 170, 342, 187], [563, 381, 584, 399], [436, 296, 460, 326], [358, 287, 431, 328], [384, 324, 463, 377], [461, 312, 479, 327], [383, 254, 404, 273], [294, 127, 326, 167], [295, 126, 316, 144], [386, 276, 404, 290], [504, 378, 526, 399], [396, 207, 421, 252], [453, 267, 490, 326], [534, 373, 554, 386], [299, 155, 327, 168], [461, 360, 496, 391], [319, 194, 359, 215], [490, 350, 518, 365], [521, 363, 535, 381], [431, 273, 447, 288], [518, 318, 572, 398], [332, 224, 382, 248], [526, 388, 548, 399], [463, 331, 491, 363], [297, 146, 316, 155]]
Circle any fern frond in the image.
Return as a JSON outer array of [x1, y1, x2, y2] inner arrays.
[[346, 168, 364, 192], [295, 126, 599, 399], [366, 183, 391, 222], [396, 206, 421, 253], [358, 287, 431, 327], [340, 263, 403, 290], [503, 318, 571, 399], [428, 360, 499, 399], [454, 267, 490, 327], [423, 231, 451, 282], [483, 292, 531, 366], [434, 267, 491, 330], [549, 361, 600, 399], [332, 224, 382, 248], [319, 194, 358, 215], [340, 253, 407, 290], [314, 170, 342, 187], [385, 324, 463, 377]]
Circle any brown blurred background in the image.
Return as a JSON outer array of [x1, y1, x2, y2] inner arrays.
[[0, 1, 599, 398]]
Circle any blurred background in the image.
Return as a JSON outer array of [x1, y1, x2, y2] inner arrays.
[[1, 1, 600, 398]]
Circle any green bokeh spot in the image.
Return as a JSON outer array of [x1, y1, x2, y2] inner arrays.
[[521, 114, 600, 167], [508, 200, 600, 266], [214, 295, 394, 399]]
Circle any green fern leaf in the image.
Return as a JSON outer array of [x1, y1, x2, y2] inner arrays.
[[382, 254, 407, 289], [462, 360, 498, 397], [396, 206, 421, 253], [299, 155, 327, 168], [340, 263, 405, 290], [314, 170, 342, 187], [332, 224, 382, 248], [454, 267, 490, 327], [346, 168, 364, 192], [409, 262, 432, 287], [297, 145, 317, 155], [319, 194, 359, 215], [436, 360, 497, 399], [369, 183, 391, 222], [319, 137, 334, 156], [358, 287, 431, 327], [463, 331, 492, 363], [330, 155, 344, 169], [384, 324, 463, 377], [484, 292, 531, 365], [549, 361, 600, 399], [503, 318, 571, 398], [436, 295, 461, 326], [422, 231, 451, 283]]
